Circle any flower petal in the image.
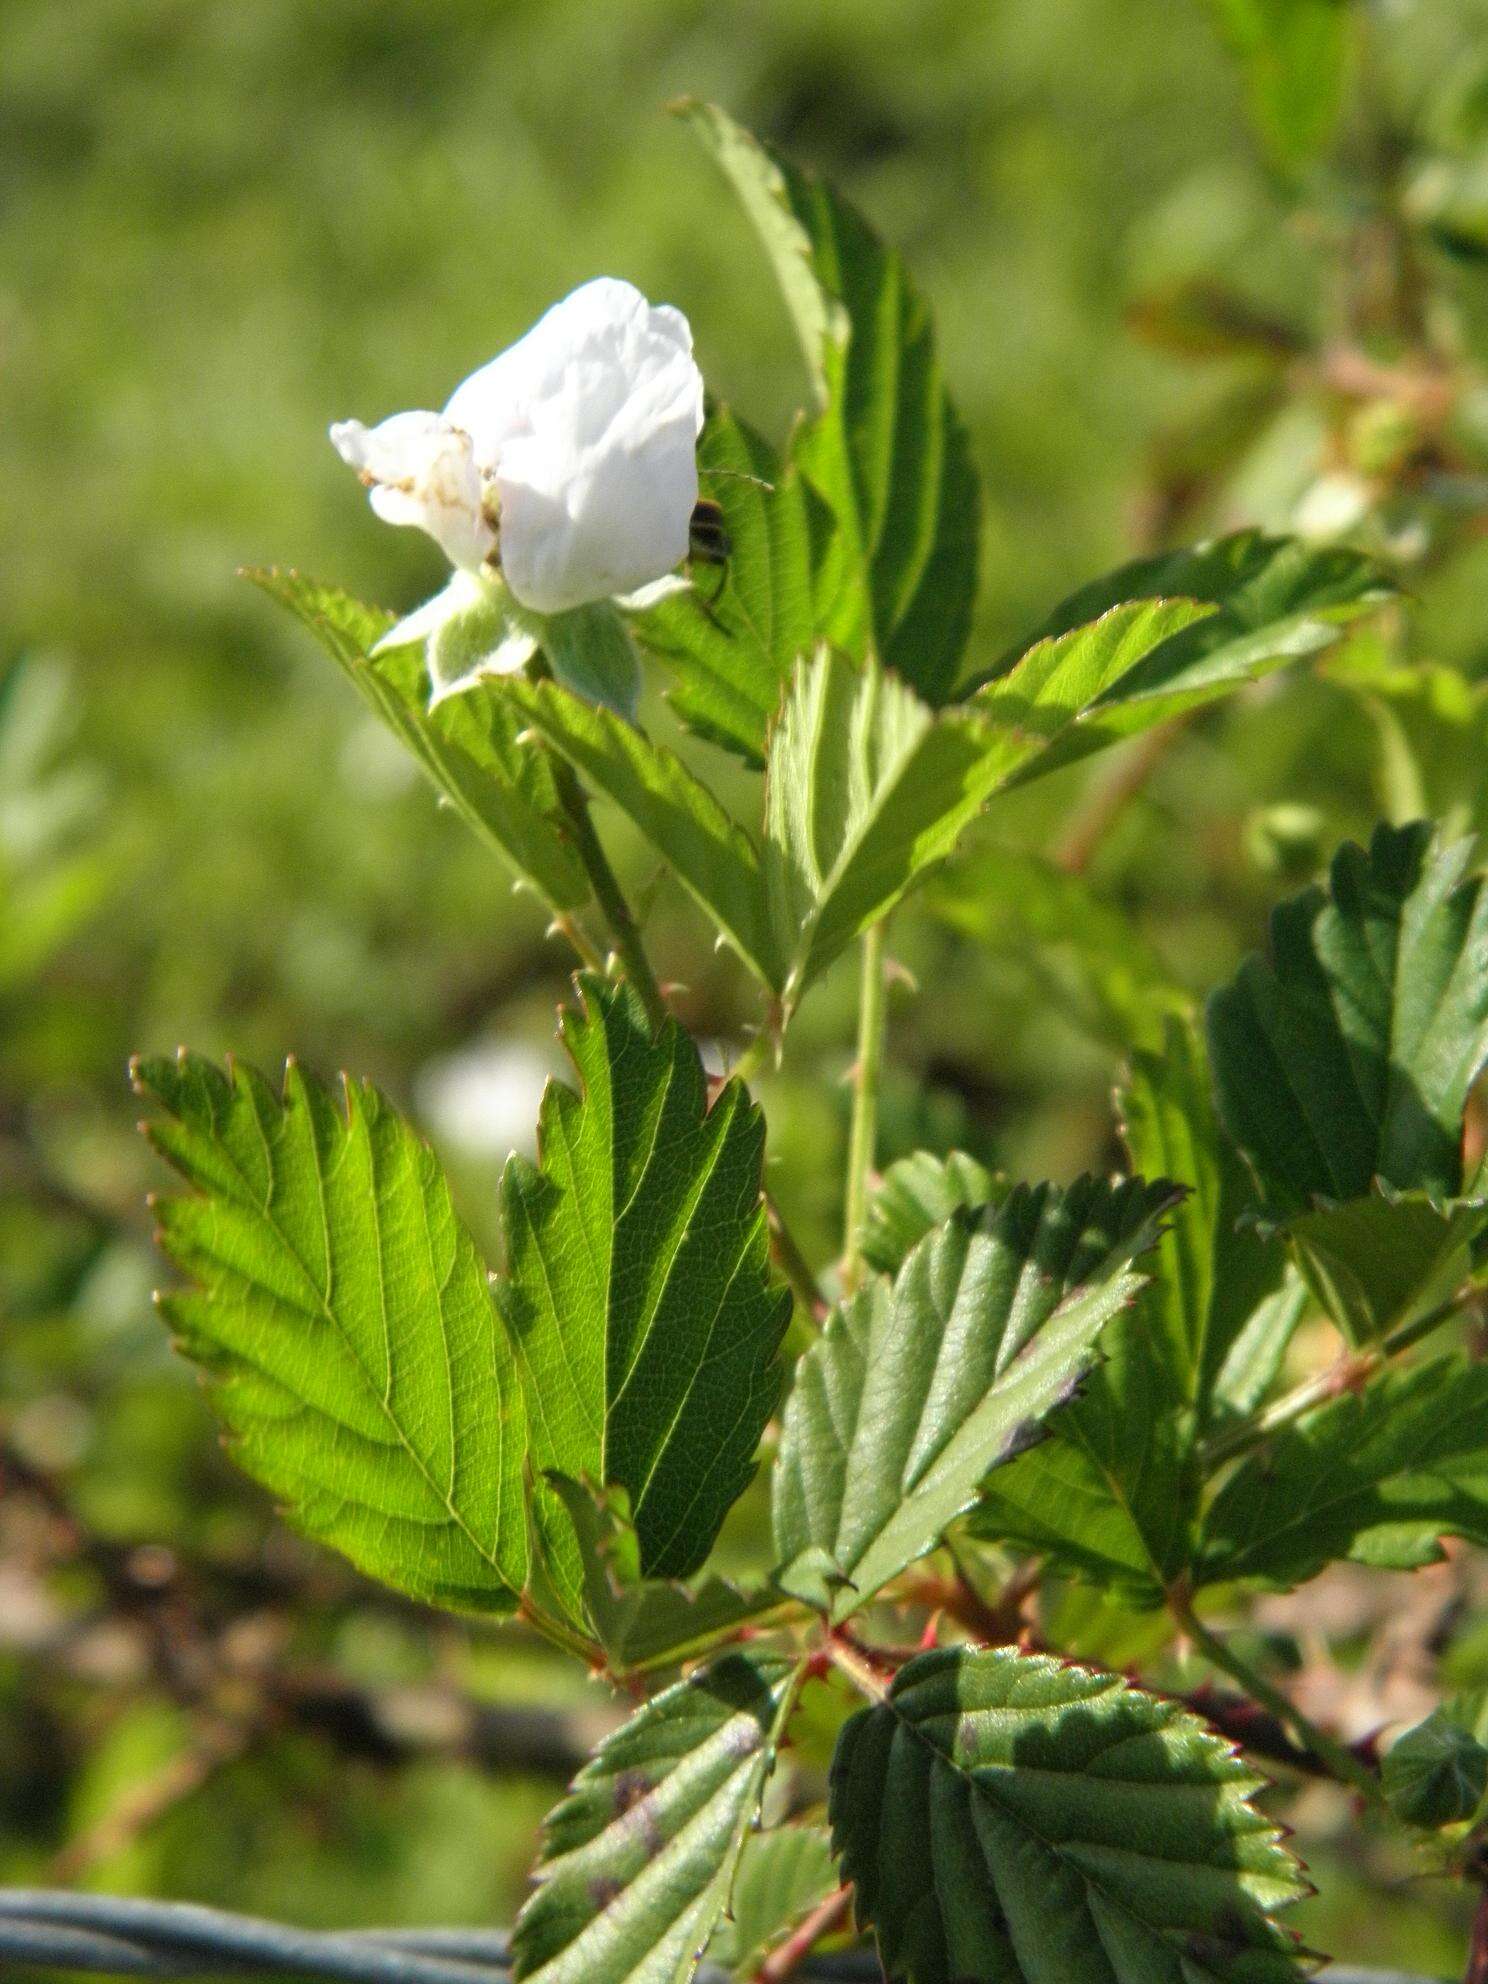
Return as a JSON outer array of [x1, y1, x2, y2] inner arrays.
[[330, 411, 493, 572]]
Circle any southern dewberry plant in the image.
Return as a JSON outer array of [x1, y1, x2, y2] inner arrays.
[[132, 102, 1488, 1983]]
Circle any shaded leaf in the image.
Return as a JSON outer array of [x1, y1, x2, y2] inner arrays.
[[705, 1825, 838, 1976], [859, 1149, 1002, 1276], [680, 101, 982, 703], [1383, 1708, 1488, 1829], [498, 977, 790, 1582], [772, 1176, 1179, 1621], [512, 1649, 801, 1984], [1197, 1356, 1488, 1591], [1286, 1189, 1488, 1344], [830, 1643, 1308, 1983], [249, 569, 588, 914], [1210, 1270, 1310, 1428], [134, 1052, 528, 1614]]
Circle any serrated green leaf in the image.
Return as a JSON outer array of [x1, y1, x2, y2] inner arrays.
[[512, 1648, 801, 1984], [830, 1644, 1309, 1984], [989, 531, 1389, 690], [542, 1475, 794, 1680], [498, 976, 790, 1583], [1210, 821, 1488, 1212], [1198, 1356, 1488, 1591], [502, 679, 780, 992], [705, 1824, 839, 1976], [680, 101, 982, 704], [973, 1021, 1277, 1602], [772, 1175, 1179, 1621], [1120, 1018, 1278, 1420], [1205, 0, 1351, 171], [765, 648, 1006, 1008], [1383, 1707, 1488, 1828], [1208, 820, 1488, 1339], [630, 408, 831, 764], [859, 1149, 1003, 1276], [249, 569, 588, 915], [134, 1051, 528, 1614]]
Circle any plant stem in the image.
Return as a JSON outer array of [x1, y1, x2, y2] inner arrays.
[[826, 1634, 892, 1705], [1201, 1290, 1466, 1469], [767, 1192, 828, 1325], [841, 921, 888, 1293], [755, 1887, 853, 1984], [547, 754, 668, 1031], [1174, 1600, 1381, 1806]]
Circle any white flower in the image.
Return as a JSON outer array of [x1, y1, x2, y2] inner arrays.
[[330, 277, 703, 707]]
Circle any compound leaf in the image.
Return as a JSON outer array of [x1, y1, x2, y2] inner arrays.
[[499, 977, 790, 1582], [830, 1643, 1309, 1984], [135, 1051, 528, 1614], [772, 1176, 1180, 1621], [512, 1649, 801, 1984]]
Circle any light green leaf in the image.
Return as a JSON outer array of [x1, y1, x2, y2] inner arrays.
[[765, 648, 1005, 1008], [498, 976, 790, 1582], [542, 1476, 795, 1680], [680, 101, 982, 704], [705, 1825, 839, 1976], [1205, 0, 1352, 171], [500, 678, 780, 992], [1210, 1270, 1309, 1427], [1197, 1356, 1488, 1591], [859, 1149, 1002, 1276], [1383, 1708, 1488, 1829], [629, 408, 830, 764], [512, 1649, 802, 1984], [830, 1644, 1309, 1984], [134, 1051, 528, 1614], [249, 569, 589, 915], [772, 1176, 1179, 1621], [1208, 821, 1488, 1339]]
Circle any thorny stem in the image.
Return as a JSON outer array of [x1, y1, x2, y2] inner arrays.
[[1173, 1597, 1382, 1807], [825, 1633, 893, 1706], [841, 921, 888, 1293], [767, 1192, 829, 1326], [1201, 1290, 1468, 1469], [754, 1887, 854, 1984], [527, 651, 668, 1029]]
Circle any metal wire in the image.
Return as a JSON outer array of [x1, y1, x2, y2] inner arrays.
[[0, 1892, 1444, 1983]]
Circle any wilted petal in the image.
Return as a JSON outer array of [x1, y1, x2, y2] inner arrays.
[[330, 411, 493, 572]]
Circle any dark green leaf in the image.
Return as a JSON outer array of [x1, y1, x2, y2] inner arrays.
[[498, 977, 790, 1581], [512, 1649, 801, 1984], [859, 1149, 1002, 1276], [772, 1176, 1179, 1620], [1383, 1708, 1488, 1828], [249, 569, 588, 915], [830, 1644, 1309, 1983], [135, 1051, 528, 1614], [680, 101, 982, 703], [1197, 1356, 1488, 1591], [1209, 821, 1488, 1212]]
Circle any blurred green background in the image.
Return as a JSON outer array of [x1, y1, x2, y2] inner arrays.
[[8, 0, 1488, 1971]]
